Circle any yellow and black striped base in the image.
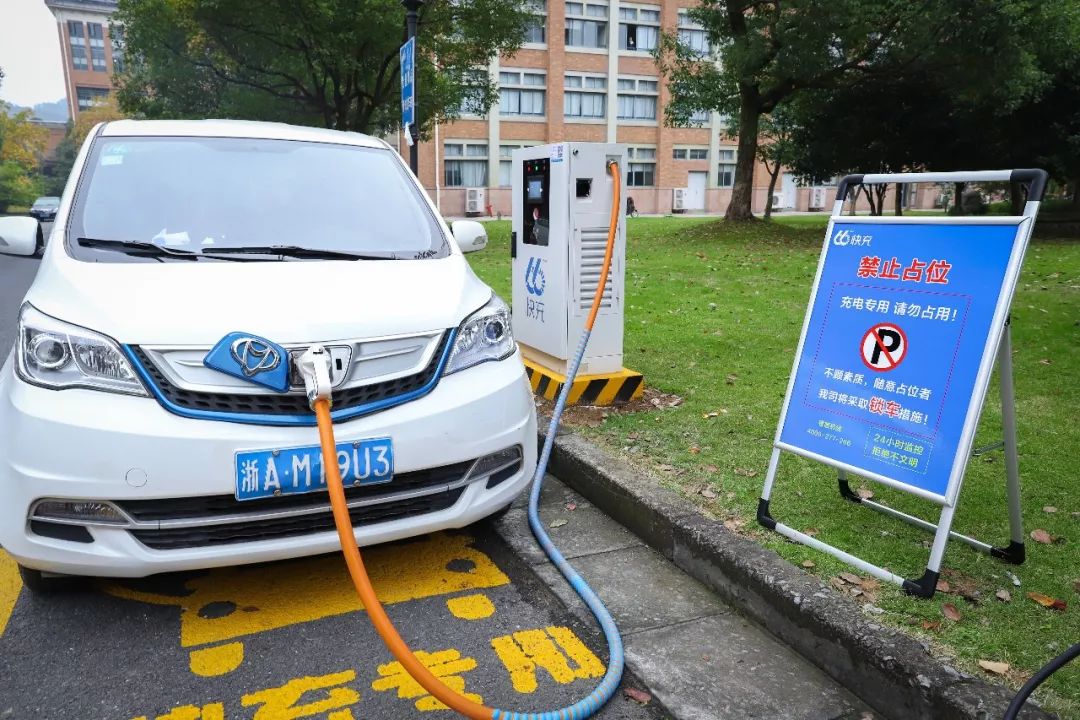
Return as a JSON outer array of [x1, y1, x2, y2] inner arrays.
[[524, 359, 644, 406]]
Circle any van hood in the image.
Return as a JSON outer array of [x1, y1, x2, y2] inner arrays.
[[26, 254, 491, 346]]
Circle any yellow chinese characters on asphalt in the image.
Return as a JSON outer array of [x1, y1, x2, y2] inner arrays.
[[0, 532, 608, 720]]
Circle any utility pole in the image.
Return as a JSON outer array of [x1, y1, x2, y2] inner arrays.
[[402, 0, 423, 176]]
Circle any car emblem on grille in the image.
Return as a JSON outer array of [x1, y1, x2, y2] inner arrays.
[[231, 338, 281, 377], [203, 331, 291, 393]]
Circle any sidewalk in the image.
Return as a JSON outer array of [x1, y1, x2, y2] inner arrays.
[[493, 476, 874, 719]]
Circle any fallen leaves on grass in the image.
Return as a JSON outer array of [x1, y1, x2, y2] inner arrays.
[[725, 373, 738, 385], [1043, 506, 1057, 513], [734, 467, 758, 478], [1026, 592, 1067, 611], [978, 660, 1010, 675], [1038, 358, 1052, 365], [723, 518, 745, 532], [699, 487, 717, 499], [921, 620, 941, 631], [937, 580, 951, 593], [804, 527, 820, 537], [688, 445, 701, 454], [995, 589, 1012, 602], [840, 572, 861, 585], [623, 688, 652, 705], [802, 560, 816, 568], [856, 486, 874, 500], [942, 603, 962, 622], [1030, 529, 1055, 544]]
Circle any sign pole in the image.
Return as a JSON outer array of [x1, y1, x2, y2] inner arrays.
[[401, 0, 423, 177], [758, 169, 1047, 599]]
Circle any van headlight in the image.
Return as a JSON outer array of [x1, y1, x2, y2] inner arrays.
[[15, 304, 147, 396], [444, 295, 515, 375]]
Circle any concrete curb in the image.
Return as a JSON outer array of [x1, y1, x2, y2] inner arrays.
[[540, 428, 1054, 720]]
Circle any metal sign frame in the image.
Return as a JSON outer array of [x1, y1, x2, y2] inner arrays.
[[757, 169, 1047, 598]]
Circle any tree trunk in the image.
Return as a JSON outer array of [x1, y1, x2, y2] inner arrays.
[[725, 97, 760, 221], [873, 185, 887, 216], [764, 163, 781, 220], [894, 183, 903, 216], [953, 182, 965, 215], [1009, 181, 1025, 215]]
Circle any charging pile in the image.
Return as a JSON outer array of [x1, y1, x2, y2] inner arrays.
[[297, 161, 625, 720]]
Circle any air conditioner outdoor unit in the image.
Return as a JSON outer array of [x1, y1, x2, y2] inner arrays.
[[772, 192, 784, 209], [672, 188, 686, 213], [809, 187, 826, 209], [465, 187, 486, 217]]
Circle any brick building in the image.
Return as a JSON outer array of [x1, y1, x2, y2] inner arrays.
[[396, 0, 937, 217], [44, 0, 120, 121]]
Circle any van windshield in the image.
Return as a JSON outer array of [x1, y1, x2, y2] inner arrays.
[[68, 136, 448, 262]]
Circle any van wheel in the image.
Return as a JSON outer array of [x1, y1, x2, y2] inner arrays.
[[33, 226, 44, 257], [17, 565, 79, 593]]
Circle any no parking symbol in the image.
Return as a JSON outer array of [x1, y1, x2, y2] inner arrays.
[[860, 322, 907, 371]]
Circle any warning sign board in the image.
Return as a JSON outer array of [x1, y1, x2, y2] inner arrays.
[[860, 323, 907, 371], [776, 219, 1030, 501]]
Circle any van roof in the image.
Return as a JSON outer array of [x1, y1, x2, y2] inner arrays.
[[100, 119, 386, 149]]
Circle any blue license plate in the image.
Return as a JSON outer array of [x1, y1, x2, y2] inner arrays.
[[235, 438, 393, 501]]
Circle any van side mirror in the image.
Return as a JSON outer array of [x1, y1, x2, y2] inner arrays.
[[451, 220, 488, 254], [0, 217, 41, 257]]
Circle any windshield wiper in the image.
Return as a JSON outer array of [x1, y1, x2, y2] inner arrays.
[[77, 237, 202, 261], [206, 245, 398, 260]]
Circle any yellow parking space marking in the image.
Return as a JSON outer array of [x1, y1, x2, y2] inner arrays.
[[491, 626, 605, 694], [446, 593, 496, 620], [103, 533, 509, 676], [241, 669, 360, 720], [132, 703, 225, 720], [372, 648, 482, 712], [189, 642, 244, 677], [0, 550, 20, 637]]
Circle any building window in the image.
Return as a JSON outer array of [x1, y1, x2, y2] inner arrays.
[[68, 21, 88, 71], [110, 24, 125, 73], [457, 69, 488, 116], [498, 143, 535, 187], [525, 0, 546, 44], [617, 77, 658, 121], [565, 2, 608, 49], [619, 5, 660, 52], [76, 86, 110, 110], [444, 142, 488, 187], [678, 10, 710, 56], [499, 70, 546, 116], [564, 74, 606, 119], [674, 147, 708, 160], [87, 23, 107, 71], [626, 147, 656, 187], [688, 109, 709, 126], [717, 149, 736, 187]]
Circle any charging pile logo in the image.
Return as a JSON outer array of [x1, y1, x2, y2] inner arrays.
[[525, 258, 546, 296]]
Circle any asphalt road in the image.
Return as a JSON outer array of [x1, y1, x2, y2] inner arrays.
[[0, 243, 662, 720]]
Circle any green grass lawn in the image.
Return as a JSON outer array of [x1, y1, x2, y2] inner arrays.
[[467, 216, 1079, 716]]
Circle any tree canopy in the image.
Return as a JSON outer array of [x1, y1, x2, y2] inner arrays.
[[658, 0, 1080, 220], [0, 71, 49, 212], [114, 0, 534, 136]]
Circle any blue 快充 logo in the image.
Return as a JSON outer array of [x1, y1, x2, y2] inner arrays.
[[525, 257, 546, 296], [204, 332, 291, 393]]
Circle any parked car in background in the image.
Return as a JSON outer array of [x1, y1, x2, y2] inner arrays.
[[29, 196, 60, 222]]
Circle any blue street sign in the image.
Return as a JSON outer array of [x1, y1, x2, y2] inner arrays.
[[777, 220, 1026, 500], [400, 37, 415, 129]]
